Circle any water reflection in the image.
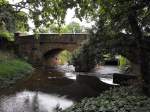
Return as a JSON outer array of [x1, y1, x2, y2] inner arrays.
[[100, 78, 118, 85], [95, 66, 121, 75], [0, 91, 73, 112], [0, 65, 120, 112], [64, 72, 76, 80], [56, 64, 75, 72]]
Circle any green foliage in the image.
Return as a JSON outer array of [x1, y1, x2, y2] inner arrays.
[[25, 0, 71, 28], [66, 22, 84, 33], [64, 86, 150, 112], [49, 24, 62, 33], [0, 51, 33, 88], [71, 0, 150, 72], [15, 11, 29, 32], [0, 59, 33, 77], [39, 22, 86, 33], [0, 17, 14, 41], [71, 38, 98, 71], [70, 29, 120, 71], [0, 31, 14, 41], [58, 50, 72, 64], [0, 0, 15, 32], [0, 59, 33, 88], [0, 0, 29, 33], [0, 0, 8, 6], [1, 0, 149, 36], [119, 55, 128, 67], [2, 0, 150, 88]]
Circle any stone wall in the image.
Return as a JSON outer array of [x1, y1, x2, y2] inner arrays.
[[14, 33, 88, 66]]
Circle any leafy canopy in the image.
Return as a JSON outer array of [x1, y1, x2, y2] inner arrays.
[[38, 22, 86, 33], [0, 0, 29, 33]]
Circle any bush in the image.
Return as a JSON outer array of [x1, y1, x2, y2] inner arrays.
[[64, 86, 150, 112], [0, 31, 14, 41]]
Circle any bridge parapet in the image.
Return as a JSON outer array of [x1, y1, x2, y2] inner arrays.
[[38, 33, 88, 44], [15, 33, 88, 44]]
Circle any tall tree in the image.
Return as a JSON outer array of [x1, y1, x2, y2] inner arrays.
[[71, 0, 150, 94], [66, 22, 85, 33], [38, 22, 86, 33], [0, 0, 15, 32], [2, 0, 150, 94], [0, 0, 29, 32]]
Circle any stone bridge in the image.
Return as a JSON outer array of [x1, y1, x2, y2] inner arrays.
[[15, 33, 88, 66]]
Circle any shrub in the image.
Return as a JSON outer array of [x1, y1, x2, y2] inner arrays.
[[64, 86, 150, 112], [0, 31, 14, 41]]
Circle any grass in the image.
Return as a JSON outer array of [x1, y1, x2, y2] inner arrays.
[[0, 51, 33, 88], [0, 59, 33, 88], [0, 59, 33, 78]]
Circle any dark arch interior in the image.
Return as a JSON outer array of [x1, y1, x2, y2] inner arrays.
[[43, 48, 72, 66], [43, 48, 63, 60]]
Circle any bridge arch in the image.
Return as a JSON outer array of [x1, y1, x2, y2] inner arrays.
[[14, 33, 88, 67], [43, 48, 72, 66]]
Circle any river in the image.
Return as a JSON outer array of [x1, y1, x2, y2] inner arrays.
[[0, 65, 120, 112]]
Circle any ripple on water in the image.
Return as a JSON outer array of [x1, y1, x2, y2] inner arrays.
[[0, 91, 73, 112]]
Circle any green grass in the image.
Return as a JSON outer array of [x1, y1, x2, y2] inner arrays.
[[0, 59, 33, 88], [0, 59, 33, 78]]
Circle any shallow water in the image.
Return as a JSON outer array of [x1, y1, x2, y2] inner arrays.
[[0, 65, 120, 112], [0, 91, 73, 112]]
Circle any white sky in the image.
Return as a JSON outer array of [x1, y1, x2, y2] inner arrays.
[[8, 0, 94, 31], [65, 8, 94, 27]]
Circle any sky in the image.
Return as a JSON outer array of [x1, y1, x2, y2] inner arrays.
[[65, 8, 94, 27], [7, 0, 94, 32]]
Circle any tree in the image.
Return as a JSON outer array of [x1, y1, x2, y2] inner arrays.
[[70, 0, 150, 94], [2, 0, 150, 94], [0, 0, 29, 33], [66, 22, 85, 33], [0, 0, 15, 32], [15, 11, 29, 32], [38, 22, 86, 33], [8, 0, 74, 29]]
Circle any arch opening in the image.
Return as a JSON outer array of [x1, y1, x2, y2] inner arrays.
[[43, 48, 72, 67], [93, 53, 134, 72], [94, 53, 140, 76], [99, 54, 130, 66]]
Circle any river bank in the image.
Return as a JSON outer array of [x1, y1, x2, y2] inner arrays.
[[0, 51, 33, 89], [63, 84, 150, 112]]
